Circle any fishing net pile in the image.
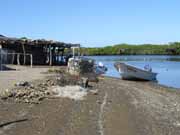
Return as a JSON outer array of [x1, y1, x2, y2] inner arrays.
[[67, 58, 95, 75]]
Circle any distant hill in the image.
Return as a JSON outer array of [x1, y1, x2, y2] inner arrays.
[[81, 42, 180, 55]]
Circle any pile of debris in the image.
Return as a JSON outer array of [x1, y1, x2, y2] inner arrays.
[[1, 82, 50, 104], [78, 58, 94, 74], [67, 57, 95, 75], [0, 73, 84, 104]]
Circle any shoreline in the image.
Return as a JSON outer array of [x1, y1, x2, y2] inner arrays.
[[85, 54, 180, 56], [0, 67, 180, 135], [104, 75, 180, 91]]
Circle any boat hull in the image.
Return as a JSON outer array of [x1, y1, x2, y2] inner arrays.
[[114, 62, 157, 81]]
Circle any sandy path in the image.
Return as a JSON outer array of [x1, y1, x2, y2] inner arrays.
[[101, 77, 180, 135], [0, 66, 49, 93], [0, 75, 180, 135], [98, 92, 107, 135]]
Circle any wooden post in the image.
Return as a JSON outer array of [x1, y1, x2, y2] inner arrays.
[[17, 53, 20, 65], [0, 49, 2, 70], [52, 47, 55, 64], [49, 45, 52, 66], [22, 43, 26, 65], [30, 54, 33, 68], [72, 47, 75, 58], [12, 52, 15, 64], [61, 48, 64, 62], [78, 47, 80, 58], [46, 45, 49, 64]]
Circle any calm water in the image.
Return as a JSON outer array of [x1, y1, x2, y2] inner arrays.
[[86, 55, 180, 88]]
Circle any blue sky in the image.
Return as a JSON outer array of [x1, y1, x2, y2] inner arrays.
[[1, 0, 180, 47]]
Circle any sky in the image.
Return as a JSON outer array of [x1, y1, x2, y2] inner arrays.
[[1, 0, 180, 47]]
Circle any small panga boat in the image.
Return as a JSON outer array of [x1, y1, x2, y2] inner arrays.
[[114, 62, 157, 81], [93, 62, 107, 75]]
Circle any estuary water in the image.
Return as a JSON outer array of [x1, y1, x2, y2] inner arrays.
[[86, 55, 180, 88]]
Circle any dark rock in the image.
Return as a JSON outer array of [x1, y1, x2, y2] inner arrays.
[[1, 96, 8, 100], [15, 81, 30, 87]]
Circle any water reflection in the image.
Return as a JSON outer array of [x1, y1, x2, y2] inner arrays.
[[87, 55, 180, 62]]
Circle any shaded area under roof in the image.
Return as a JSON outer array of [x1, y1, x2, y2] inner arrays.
[[0, 35, 80, 66]]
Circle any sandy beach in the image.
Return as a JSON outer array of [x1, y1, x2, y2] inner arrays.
[[0, 65, 51, 92], [1, 1, 180, 134], [0, 66, 180, 135]]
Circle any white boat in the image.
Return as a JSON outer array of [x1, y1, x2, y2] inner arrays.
[[114, 62, 157, 81], [94, 62, 108, 75], [67, 47, 108, 76]]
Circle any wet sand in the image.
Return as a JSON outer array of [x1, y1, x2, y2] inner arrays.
[[0, 68, 180, 135]]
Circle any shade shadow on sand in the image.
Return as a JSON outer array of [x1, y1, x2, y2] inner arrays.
[[0, 65, 16, 71]]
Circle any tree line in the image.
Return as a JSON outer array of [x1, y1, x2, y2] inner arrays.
[[80, 42, 180, 55]]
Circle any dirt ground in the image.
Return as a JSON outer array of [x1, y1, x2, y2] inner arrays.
[[0, 67, 180, 135], [0, 65, 60, 92]]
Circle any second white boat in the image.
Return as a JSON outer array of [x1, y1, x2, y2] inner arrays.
[[114, 62, 157, 81]]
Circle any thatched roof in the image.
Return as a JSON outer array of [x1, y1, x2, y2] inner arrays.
[[0, 35, 80, 48], [0, 34, 5, 37], [0, 35, 19, 41]]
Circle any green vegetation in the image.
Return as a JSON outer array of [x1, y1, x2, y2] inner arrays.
[[81, 42, 180, 55], [20, 37, 28, 40]]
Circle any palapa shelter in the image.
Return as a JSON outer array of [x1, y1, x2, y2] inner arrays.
[[0, 35, 80, 66]]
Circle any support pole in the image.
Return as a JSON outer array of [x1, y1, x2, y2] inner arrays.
[[30, 54, 33, 68], [22, 43, 26, 65], [61, 48, 64, 63], [73, 47, 75, 58], [0, 49, 2, 70], [17, 53, 20, 65], [78, 47, 80, 58], [52, 47, 55, 64], [49, 45, 52, 66], [12, 52, 15, 64]]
